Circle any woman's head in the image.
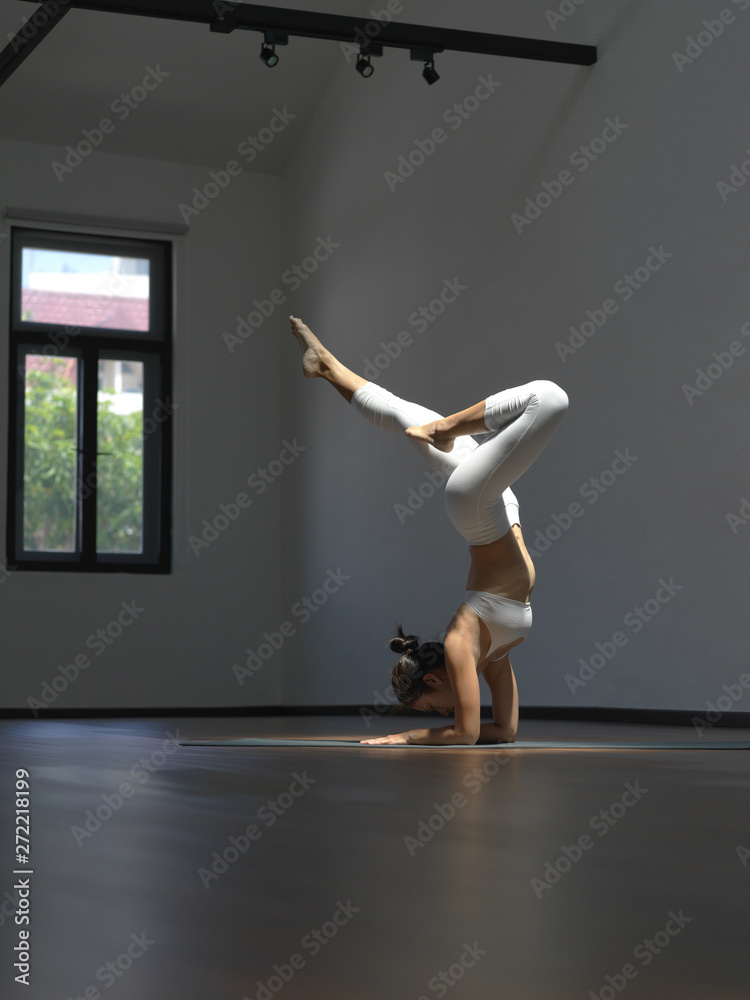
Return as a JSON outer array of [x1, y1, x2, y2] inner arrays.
[[388, 624, 453, 714]]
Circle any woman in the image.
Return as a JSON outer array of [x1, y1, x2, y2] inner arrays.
[[289, 316, 568, 747]]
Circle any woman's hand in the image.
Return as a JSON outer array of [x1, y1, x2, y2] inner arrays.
[[404, 420, 454, 453], [360, 722, 481, 746], [360, 731, 416, 745]]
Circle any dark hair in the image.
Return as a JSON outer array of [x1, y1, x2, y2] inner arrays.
[[387, 624, 445, 713]]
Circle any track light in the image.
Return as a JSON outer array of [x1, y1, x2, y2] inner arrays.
[[260, 43, 278, 67], [410, 47, 440, 84], [422, 57, 440, 85], [355, 42, 381, 78], [356, 52, 373, 77], [259, 30, 288, 68]]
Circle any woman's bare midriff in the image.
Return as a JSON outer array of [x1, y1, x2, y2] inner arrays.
[[464, 524, 535, 604], [445, 525, 536, 671]]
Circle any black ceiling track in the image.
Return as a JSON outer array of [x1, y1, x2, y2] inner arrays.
[[1, 0, 596, 90], [1, 3, 70, 87]]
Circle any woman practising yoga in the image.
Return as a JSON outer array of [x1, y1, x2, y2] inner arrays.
[[289, 316, 569, 747]]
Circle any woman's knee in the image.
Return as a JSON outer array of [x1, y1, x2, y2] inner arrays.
[[529, 380, 569, 415]]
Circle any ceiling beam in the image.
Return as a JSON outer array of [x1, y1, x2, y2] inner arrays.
[[8, 0, 596, 77], [1, 3, 70, 88]]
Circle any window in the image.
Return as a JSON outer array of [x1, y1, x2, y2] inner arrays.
[[7, 228, 173, 572]]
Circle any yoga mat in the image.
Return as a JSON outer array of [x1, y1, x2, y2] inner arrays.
[[180, 737, 750, 749]]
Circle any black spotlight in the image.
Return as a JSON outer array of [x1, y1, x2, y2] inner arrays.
[[259, 31, 288, 68], [355, 42, 381, 78], [356, 52, 374, 77], [422, 57, 440, 85], [260, 42, 278, 67], [410, 47, 441, 85]]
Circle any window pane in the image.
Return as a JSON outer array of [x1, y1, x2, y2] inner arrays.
[[97, 359, 144, 554], [23, 355, 78, 553], [21, 248, 150, 332]]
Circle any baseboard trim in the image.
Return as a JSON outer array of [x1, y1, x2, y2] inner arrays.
[[0, 704, 748, 728]]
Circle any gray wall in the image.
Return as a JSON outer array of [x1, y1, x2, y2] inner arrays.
[[278, 0, 750, 712], [2, 0, 749, 714], [0, 140, 285, 709]]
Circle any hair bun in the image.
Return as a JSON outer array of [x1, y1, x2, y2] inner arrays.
[[389, 632, 420, 655]]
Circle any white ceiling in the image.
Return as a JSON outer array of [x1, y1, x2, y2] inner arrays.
[[0, 0, 382, 172], [0, 1, 578, 173]]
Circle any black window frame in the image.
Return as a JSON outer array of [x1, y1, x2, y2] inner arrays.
[[7, 226, 173, 573]]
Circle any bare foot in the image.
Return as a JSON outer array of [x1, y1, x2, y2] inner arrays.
[[405, 419, 455, 453], [289, 316, 331, 378]]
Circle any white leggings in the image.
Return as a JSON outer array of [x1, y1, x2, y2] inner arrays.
[[351, 379, 569, 544]]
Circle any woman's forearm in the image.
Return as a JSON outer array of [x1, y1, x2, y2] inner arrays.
[[408, 726, 479, 746], [478, 722, 516, 744], [440, 400, 488, 438]]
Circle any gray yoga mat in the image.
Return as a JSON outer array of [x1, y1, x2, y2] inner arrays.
[[180, 737, 750, 749]]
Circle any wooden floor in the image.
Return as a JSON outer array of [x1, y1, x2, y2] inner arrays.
[[1, 715, 749, 1000]]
